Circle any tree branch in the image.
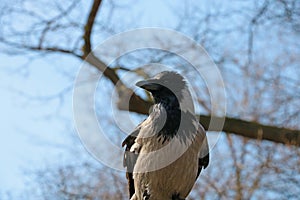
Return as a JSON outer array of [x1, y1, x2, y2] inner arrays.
[[0, 36, 81, 58], [80, 0, 153, 114], [200, 115, 300, 146], [82, 0, 103, 58], [79, 0, 300, 147], [2, 0, 299, 147], [118, 98, 300, 146]]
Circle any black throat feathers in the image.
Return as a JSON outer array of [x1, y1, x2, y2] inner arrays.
[[151, 89, 182, 141]]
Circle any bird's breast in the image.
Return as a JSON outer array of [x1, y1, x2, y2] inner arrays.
[[133, 133, 202, 199]]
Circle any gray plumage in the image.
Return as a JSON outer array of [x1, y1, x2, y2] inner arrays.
[[122, 71, 209, 200]]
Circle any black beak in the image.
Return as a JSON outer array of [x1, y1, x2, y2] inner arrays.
[[136, 79, 161, 91]]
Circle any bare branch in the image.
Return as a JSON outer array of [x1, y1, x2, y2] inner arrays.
[[1, 0, 299, 148], [82, 0, 103, 58]]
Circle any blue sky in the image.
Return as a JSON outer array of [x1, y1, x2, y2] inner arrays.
[[1, 0, 299, 198], [0, 53, 79, 191], [0, 0, 178, 193]]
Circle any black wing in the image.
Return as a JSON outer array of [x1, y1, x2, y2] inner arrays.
[[122, 122, 144, 199], [196, 124, 210, 179], [196, 151, 209, 179]]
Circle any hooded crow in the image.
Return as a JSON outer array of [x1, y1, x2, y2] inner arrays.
[[122, 71, 209, 200]]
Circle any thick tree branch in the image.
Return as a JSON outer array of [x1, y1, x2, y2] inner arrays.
[[118, 98, 300, 146], [199, 115, 300, 146], [81, 1, 121, 88], [78, 0, 300, 147], [1, 0, 299, 147], [81, 0, 153, 114], [82, 0, 103, 58]]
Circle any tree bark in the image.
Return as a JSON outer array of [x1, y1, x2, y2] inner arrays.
[[117, 96, 300, 146], [78, 2, 300, 147]]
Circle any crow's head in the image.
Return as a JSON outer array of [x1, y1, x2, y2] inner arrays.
[[136, 71, 194, 113]]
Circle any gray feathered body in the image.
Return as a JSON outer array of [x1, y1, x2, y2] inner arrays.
[[122, 71, 209, 200], [132, 107, 206, 200]]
